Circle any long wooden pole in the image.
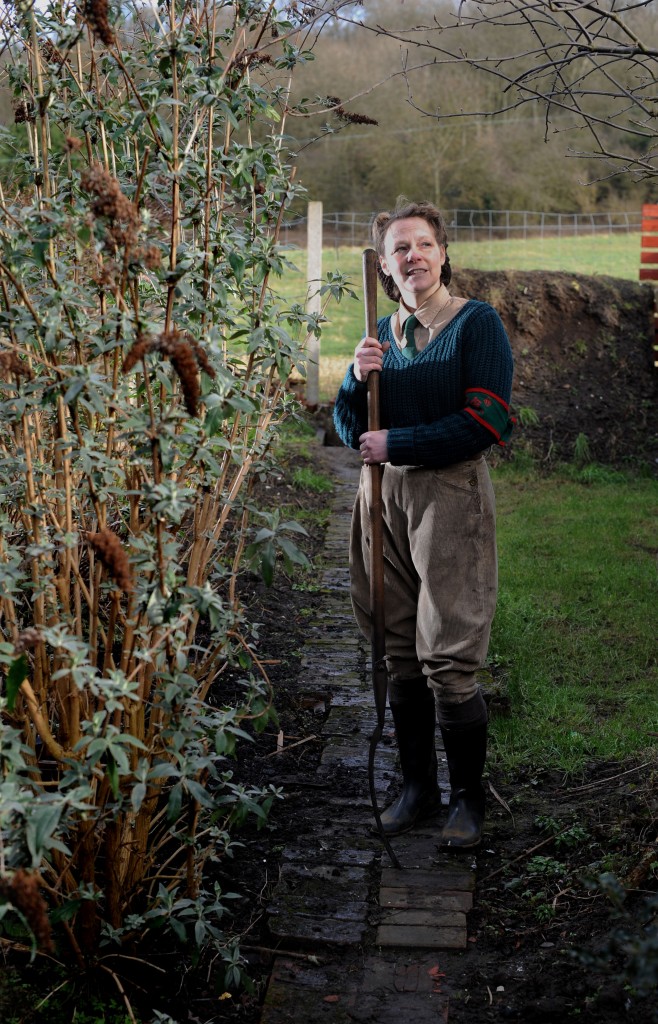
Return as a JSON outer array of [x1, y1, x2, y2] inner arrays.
[[363, 248, 400, 869]]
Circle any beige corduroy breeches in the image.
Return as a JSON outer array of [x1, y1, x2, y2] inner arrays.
[[349, 456, 498, 709]]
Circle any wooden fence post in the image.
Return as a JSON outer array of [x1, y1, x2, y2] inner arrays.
[[305, 201, 323, 407]]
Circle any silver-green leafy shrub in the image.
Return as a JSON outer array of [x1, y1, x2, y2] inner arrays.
[[0, 0, 352, 980]]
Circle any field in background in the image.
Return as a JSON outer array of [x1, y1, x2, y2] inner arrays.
[[278, 233, 645, 400]]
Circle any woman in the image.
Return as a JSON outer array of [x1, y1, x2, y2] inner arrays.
[[333, 199, 514, 850]]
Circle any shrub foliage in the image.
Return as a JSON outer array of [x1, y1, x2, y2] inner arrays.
[[0, 0, 342, 981]]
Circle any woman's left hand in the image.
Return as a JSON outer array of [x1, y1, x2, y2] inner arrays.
[[359, 429, 389, 465]]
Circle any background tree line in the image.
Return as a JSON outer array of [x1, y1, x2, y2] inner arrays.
[[281, 0, 657, 215]]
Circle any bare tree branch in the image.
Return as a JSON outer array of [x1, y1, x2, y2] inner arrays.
[[334, 0, 658, 181]]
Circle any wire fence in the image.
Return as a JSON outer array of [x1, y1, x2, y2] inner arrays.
[[281, 209, 643, 250]]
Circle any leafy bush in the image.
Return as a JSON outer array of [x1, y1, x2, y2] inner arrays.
[[0, 0, 352, 993], [573, 873, 658, 1016]]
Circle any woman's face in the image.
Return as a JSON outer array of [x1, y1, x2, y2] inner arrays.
[[379, 216, 446, 308]]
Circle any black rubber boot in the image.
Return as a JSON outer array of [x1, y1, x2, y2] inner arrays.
[[438, 722, 487, 850], [379, 682, 441, 836]]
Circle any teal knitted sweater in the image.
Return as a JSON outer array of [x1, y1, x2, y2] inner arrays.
[[333, 300, 514, 468]]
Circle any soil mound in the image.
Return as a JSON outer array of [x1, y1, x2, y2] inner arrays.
[[452, 269, 657, 469]]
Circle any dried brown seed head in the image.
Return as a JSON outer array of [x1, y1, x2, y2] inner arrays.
[[14, 100, 34, 125], [15, 627, 41, 653], [41, 39, 65, 65], [340, 110, 378, 125], [0, 350, 31, 379], [326, 95, 378, 126], [80, 164, 140, 254], [187, 336, 216, 380], [123, 329, 214, 417], [0, 870, 54, 953], [87, 528, 133, 592], [122, 331, 153, 374], [156, 330, 200, 416], [81, 0, 116, 46], [92, 264, 119, 290], [141, 245, 162, 270]]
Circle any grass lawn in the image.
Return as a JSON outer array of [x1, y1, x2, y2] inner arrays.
[[488, 462, 658, 775]]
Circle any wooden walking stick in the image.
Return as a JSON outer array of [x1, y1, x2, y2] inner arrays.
[[363, 248, 401, 869]]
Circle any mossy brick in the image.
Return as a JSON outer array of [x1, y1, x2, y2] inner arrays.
[[325, 794, 380, 811], [380, 867, 475, 891], [320, 740, 367, 766], [281, 843, 378, 867], [299, 663, 361, 684], [323, 706, 375, 731], [271, 874, 366, 905], [326, 688, 373, 708], [267, 896, 368, 923], [320, 571, 353, 589], [358, 953, 449, 994], [260, 960, 355, 1024], [378, 908, 466, 928], [279, 861, 369, 888], [379, 888, 473, 913], [376, 923, 467, 949], [300, 650, 358, 669], [304, 633, 362, 649], [269, 912, 368, 946]]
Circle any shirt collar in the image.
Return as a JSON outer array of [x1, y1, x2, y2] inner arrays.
[[397, 284, 450, 332]]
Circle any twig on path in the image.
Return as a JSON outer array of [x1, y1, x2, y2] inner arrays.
[[564, 761, 653, 794], [481, 832, 570, 883], [488, 781, 514, 825], [265, 734, 320, 757], [241, 944, 324, 963]]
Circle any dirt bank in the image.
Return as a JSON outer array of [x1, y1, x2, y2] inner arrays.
[[452, 269, 657, 470]]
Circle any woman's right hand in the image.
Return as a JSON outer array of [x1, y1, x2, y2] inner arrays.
[[353, 335, 389, 382]]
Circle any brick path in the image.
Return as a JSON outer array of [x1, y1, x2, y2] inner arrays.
[[260, 445, 477, 1023]]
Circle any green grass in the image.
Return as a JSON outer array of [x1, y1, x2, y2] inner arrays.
[[451, 230, 640, 278], [291, 466, 334, 493], [277, 232, 645, 399], [488, 462, 658, 775]]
